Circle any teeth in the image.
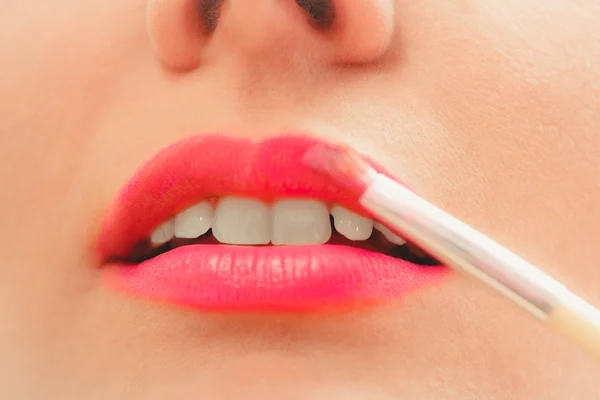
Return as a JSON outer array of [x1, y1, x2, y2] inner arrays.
[[150, 219, 175, 246], [150, 198, 393, 248], [330, 205, 373, 241], [174, 201, 213, 239], [272, 200, 331, 245], [213, 196, 271, 245], [374, 222, 407, 246]]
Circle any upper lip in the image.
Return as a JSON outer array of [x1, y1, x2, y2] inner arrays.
[[97, 134, 396, 262]]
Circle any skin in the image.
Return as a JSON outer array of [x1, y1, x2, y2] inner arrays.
[[1, 0, 599, 398]]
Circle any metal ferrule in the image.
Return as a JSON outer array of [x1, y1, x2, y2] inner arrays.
[[363, 172, 566, 320]]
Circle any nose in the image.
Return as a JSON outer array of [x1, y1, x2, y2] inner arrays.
[[147, 0, 395, 71]]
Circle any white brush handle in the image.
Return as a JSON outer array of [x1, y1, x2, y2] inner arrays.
[[364, 172, 600, 363], [547, 292, 600, 361]]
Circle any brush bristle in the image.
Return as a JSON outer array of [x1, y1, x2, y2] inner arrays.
[[302, 144, 371, 194]]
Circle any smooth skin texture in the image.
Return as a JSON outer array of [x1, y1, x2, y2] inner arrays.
[[1, 0, 600, 398]]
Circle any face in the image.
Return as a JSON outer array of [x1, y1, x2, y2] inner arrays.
[[1, 0, 600, 398]]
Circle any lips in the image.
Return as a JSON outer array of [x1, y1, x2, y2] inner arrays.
[[98, 134, 447, 312]]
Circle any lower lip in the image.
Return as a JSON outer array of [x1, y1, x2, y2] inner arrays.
[[104, 244, 448, 312]]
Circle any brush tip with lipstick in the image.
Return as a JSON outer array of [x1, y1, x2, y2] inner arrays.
[[302, 143, 373, 195]]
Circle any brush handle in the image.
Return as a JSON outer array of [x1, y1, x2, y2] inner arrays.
[[364, 172, 600, 363], [547, 292, 600, 361]]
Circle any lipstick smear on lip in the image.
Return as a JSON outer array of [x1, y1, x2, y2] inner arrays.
[[99, 134, 448, 312]]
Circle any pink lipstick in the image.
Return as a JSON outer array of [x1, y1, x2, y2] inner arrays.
[[97, 135, 447, 312]]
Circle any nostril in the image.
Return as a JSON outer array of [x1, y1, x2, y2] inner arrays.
[[295, 0, 336, 29], [197, 0, 224, 34]]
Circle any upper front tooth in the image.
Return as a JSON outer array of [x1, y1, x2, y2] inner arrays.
[[174, 201, 213, 239], [271, 199, 331, 245], [374, 222, 407, 246], [213, 197, 271, 245], [150, 219, 175, 246], [330, 205, 373, 241]]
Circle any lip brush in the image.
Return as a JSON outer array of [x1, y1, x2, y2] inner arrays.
[[303, 144, 600, 362]]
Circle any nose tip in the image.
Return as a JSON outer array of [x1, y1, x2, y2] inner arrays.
[[147, 0, 395, 71], [216, 0, 310, 58]]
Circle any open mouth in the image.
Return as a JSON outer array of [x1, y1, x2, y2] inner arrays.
[[120, 196, 440, 267], [98, 135, 447, 312]]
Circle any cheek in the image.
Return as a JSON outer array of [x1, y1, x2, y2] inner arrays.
[[0, 1, 146, 241], [397, 1, 600, 292]]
